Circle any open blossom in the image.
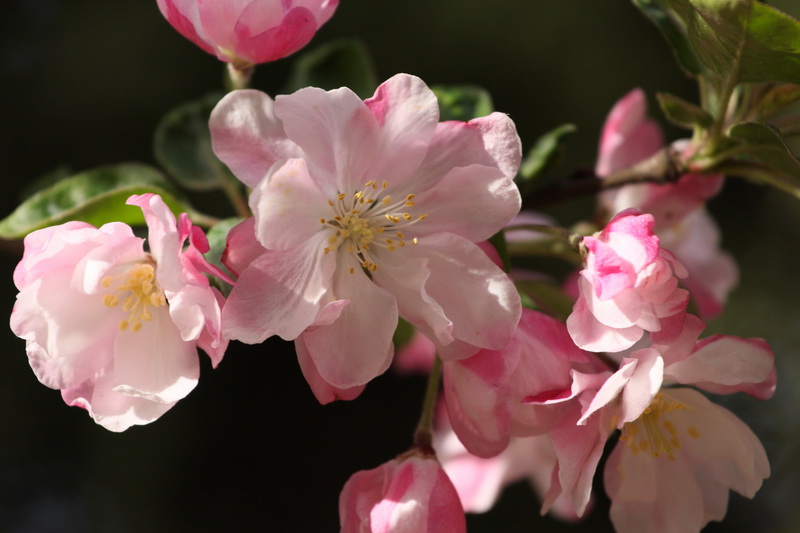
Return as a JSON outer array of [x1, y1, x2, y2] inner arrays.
[[156, 0, 338, 66], [339, 453, 466, 533], [567, 208, 689, 353], [10, 194, 228, 431], [538, 313, 774, 532], [212, 73, 522, 397], [596, 88, 735, 318]]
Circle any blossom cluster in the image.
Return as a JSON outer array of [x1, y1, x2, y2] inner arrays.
[[7, 1, 785, 532]]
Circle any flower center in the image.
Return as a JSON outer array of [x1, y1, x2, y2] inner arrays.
[[101, 262, 167, 332], [619, 392, 698, 460], [320, 180, 427, 272]]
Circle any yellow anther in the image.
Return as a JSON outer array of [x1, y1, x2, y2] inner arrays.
[[337, 193, 346, 201], [382, 196, 393, 206], [687, 426, 700, 439], [103, 294, 120, 307], [101, 277, 114, 288]]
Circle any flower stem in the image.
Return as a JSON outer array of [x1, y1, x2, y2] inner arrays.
[[413, 354, 443, 456]]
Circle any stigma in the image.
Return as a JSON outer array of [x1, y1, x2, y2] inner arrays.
[[619, 392, 698, 460], [101, 262, 167, 332], [320, 180, 426, 272]]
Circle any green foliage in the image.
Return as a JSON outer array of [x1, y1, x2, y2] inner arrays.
[[154, 93, 239, 192], [662, 0, 800, 86], [0, 163, 193, 239], [657, 92, 715, 129], [431, 85, 494, 122], [631, 0, 704, 75], [748, 83, 800, 120], [723, 121, 800, 197], [518, 124, 577, 193], [284, 40, 378, 98]]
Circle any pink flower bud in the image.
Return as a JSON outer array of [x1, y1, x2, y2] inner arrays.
[[157, 0, 339, 66]]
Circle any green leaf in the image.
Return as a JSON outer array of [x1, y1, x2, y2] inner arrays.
[[657, 92, 715, 129], [18, 165, 73, 201], [392, 318, 415, 350], [518, 123, 577, 184], [284, 39, 378, 98], [749, 83, 800, 119], [724, 121, 800, 196], [431, 85, 494, 122], [631, 0, 705, 75], [664, 0, 800, 85], [0, 163, 194, 239], [154, 93, 239, 192]]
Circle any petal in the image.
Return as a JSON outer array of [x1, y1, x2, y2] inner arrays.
[[303, 255, 397, 388], [411, 164, 520, 242], [665, 335, 775, 398], [157, 0, 216, 56], [250, 158, 331, 250], [222, 232, 336, 343], [112, 305, 199, 404], [407, 234, 521, 357], [566, 288, 644, 353], [362, 74, 440, 187], [619, 349, 664, 426], [275, 85, 380, 194], [210, 89, 302, 188], [234, 6, 319, 63], [295, 334, 365, 404], [222, 217, 263, 278]]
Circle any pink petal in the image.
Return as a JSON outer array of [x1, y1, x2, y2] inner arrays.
[[210, 89, 302, 188], [295, 334, 365, 404], [157, 0, 216, 56], [233, 6, 318, 63]]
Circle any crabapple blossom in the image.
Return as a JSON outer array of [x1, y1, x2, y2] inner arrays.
[[567, 208, 689, 353], [212, 73, 522, 396], [10, 194, 228, 431], [339, 453, 466, 533], [540, 313, 774, 530], [156, 0, 338, 67], [596, 88, 735, 318]]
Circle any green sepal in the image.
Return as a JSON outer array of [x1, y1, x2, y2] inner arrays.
[[0, 163, 195, 239], [284, 39, 378, 98], [431, 85, 494, 122], [154, 92, 239, 192], [657, 92, 715, 129]]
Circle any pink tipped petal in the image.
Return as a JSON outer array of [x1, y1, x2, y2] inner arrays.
[[363, 74, 440, 185], [233, 5, 317, 63], [210, 89, 302, 188], [249, 158, 331, 250], [618, 349, 664, 426], [222, 217, 262, 277], [665, 335, 774, 393], [303, 257, 397, 388], [295, 334, 365, 404], [157, 0, 216, 56], [222, 233, 336, 343], [567, 291, 643, 353], [275, 86, 380, 194]]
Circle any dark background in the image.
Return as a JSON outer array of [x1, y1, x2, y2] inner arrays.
[[1, 1, 800, 531]]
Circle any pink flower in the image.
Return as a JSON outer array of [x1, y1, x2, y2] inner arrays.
[[10, 194, 228, 431], [339, 453, 466, 533], [543, 313, 774, 530], [156, 0, 338, 66], [595, 88, 734, 318], [212, 74, 522, 396], [567, 208, 689, 353]]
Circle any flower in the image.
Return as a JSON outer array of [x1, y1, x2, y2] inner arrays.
[[595, 88, 735, 318], [10, 194, 228, 431], [212, 73, 522, 397], [566, 208, 689, 353], [156, 0, 338, 67], [539, 313, 774, 531], [339, 453, 466, 533]]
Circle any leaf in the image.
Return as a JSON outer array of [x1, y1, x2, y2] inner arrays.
[[0, 163, 194, 239], [284, 39, 378, 99], [663, 0, 800, 85], [750, 83, 800, 119], [724, 121, 800, 196], [657, 92, 715, 129], [154, 92, 239, 192], [431, 85, 494, 122], [631, 0, 705, 75], [517, 124, 577, 193]]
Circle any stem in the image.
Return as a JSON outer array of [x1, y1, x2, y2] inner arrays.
[[188, 210, 221, 229], [221, 178, 252, 219], [413, 355, 443, 455], [225, 62, 254, 91]]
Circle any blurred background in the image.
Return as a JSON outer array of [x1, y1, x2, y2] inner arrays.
[[1, 0, 799, 531]]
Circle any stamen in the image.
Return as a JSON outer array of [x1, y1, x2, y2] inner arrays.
[[102, 262, 166, 334], [620, 393, 689, 461]]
